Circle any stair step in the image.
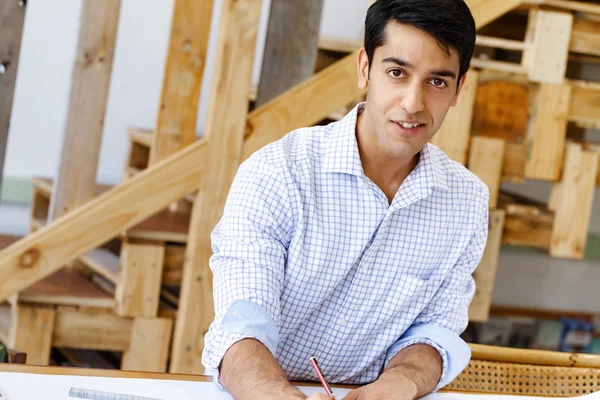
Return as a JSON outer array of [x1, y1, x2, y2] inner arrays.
[[32, 178, 191, 243], [19, 269, 115, 309], [80, 249, 120, 285]]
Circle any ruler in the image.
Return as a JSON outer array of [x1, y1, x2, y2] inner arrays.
[[69, 387, 164, 400]]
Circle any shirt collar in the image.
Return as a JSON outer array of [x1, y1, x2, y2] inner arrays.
[[323, 102, 448, 193]]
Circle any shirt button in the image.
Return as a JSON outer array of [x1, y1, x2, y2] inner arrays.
[[339, 318, 348, 327]]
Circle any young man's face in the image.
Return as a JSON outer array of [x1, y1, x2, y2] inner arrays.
[[357, 21, 466, 160]]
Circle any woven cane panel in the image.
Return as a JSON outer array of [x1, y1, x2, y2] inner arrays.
[[446, 360, 600, 397]]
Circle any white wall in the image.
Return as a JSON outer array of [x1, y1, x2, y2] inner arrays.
[[3, 0, 600, 314]]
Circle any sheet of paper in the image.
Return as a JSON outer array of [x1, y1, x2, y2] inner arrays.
[[1, 371, 599, 400], [0, 371, 352, 400]]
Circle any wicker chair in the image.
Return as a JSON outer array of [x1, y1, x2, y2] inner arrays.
[[445, 344, 600, 397], [0, 343, 26, 364]]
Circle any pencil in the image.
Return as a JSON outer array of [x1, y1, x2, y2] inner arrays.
[[309, 356, 336, 400]]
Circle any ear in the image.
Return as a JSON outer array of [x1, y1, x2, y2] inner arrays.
[[357, 47, 370, 90], [450, 72, 468, 107]]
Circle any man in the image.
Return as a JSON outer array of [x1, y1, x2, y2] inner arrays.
[[203, 0, 488, 399]]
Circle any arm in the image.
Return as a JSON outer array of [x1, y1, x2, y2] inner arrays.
[[201, 156, 303, 400], [345, 200, 489, 400], [220, 338, 307, 400]]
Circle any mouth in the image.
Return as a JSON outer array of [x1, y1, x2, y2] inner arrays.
[[392, 121, 426, 135]]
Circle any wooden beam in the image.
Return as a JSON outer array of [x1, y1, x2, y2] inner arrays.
[[473, 80, 529, 143], [469, 210, 505, 322], [525, 0, 600, 16], [52, 308, 132, 351], [501, 203, 554, 251], [568, 80, 600, 130], [430, 70, 479, 165], [525, 10, 573, 84], [502, 142, 526, 183], [466, 0, 526, 29], [0, 0, 27, 194], [148, 0, 213, 165], [550, 143, 599, 259], [468, 137, 505, 209], [525, 83, 572, 181], [116, 241, 165, 317], [170, 0, 261, 374], [122, 318, 173, 372], [0, 138, 208, 303], [255, 0, 324, 106], [571, 18, 600, 58], [9, 305, 55, 365], [49, 1, 121, 220]]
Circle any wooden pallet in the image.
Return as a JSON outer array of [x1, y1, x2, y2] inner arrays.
[[0, 235, 175, 369]]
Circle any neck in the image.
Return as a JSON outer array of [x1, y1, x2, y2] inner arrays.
[[356, 107, 420, 203]]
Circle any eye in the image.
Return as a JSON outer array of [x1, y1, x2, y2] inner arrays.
[[431, 78, 447, 88], [388, 69, 405, 79]]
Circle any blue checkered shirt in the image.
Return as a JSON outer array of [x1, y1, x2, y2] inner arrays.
[[203, 103, 489, 390]]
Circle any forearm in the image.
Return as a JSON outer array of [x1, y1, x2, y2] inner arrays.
[[220, 338, 306, 400], [382, 344, 443, 399]]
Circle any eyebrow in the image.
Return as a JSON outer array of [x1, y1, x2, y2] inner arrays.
[[382, 57, 457, 80]]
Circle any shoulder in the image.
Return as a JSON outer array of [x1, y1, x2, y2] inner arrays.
[[429, 143, 490, 208], [243, 122, 333, 172]]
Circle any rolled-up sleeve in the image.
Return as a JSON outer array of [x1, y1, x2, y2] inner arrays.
[[201, 155, 294, 382], [385, 201, 489, 391]]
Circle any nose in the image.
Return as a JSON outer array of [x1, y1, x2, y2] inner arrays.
[[401, 82, 424, 114]]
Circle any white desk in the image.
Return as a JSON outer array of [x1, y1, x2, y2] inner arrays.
[[0, 364, 598, 400]]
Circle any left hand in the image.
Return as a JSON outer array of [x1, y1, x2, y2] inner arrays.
[[342, 370, 418, 400]]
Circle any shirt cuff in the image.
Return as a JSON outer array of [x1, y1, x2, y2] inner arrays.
[[204, 300, 280, 388], [385, 323, 471, 391]]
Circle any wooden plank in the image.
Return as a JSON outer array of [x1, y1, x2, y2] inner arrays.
[[148, 0, 213, 165], [18, 268, 114, 309], [550, 143, 599, 259], [52, 308, 132, 351], [502, 142, 527, 183], [127, 208, 190, 243], [469, 210, 505, 322], [525, 0, 600, 16], [525, 83, 572, 181], [0, 138, 209, 303], [470, 58, 529, 75], [122, 318, 173, 372], [430, 70, 479, 165], [9, 306, 55, 365], [255, 0, 324, 106], [468, 137, 505, 209], [0, 0, 27, 193], [128, 128, 153, 147], [50, 1, 121, 220], [473, 80, 530, 143], [163, 245, 184, 286], [525, 10, 573, 84], [170, 0, 261, 374], [570, 18, 600, 58], [116, 241, 165, 318], [568, 80, 600, 130], [466, 0, 526, 29], [501, 203, 554, 250]]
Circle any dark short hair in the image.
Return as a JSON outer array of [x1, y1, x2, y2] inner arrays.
[[364, 0, 476, 82]]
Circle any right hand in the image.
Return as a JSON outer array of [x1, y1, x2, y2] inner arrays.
[[306, 394, 333, 400]]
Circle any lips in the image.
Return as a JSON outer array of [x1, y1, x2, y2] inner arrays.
[[392, 120, 426, 135]]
